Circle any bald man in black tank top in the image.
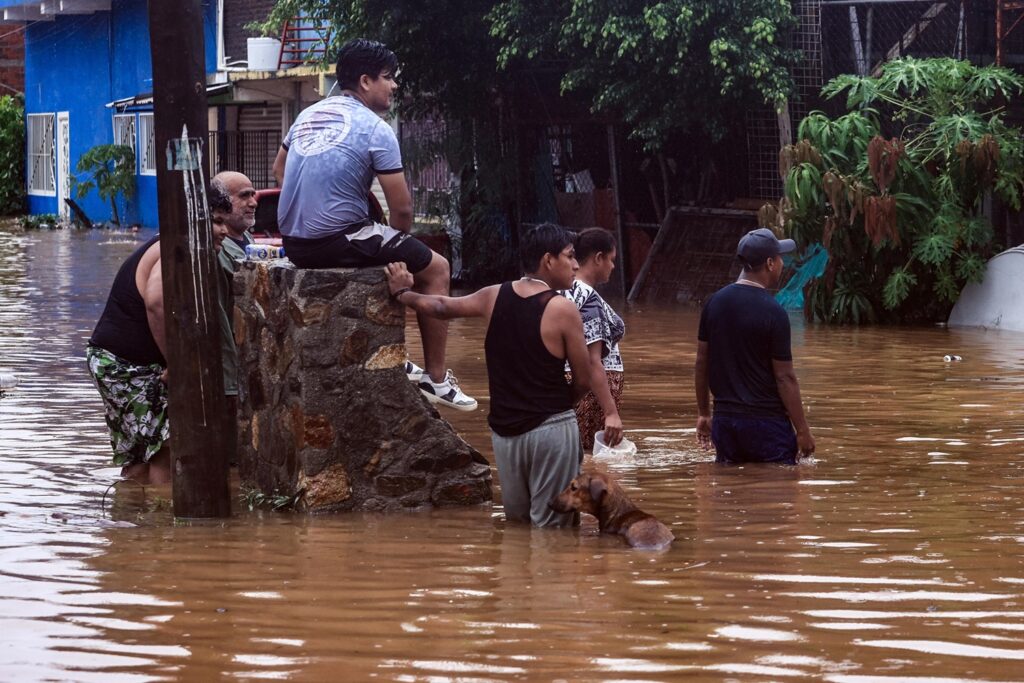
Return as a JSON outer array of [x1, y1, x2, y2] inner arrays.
[[385, 224, 592, 527]]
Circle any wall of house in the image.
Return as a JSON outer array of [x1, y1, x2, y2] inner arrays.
[[24, 0, 218, 227], [0, 27, 24, 94], [223, 0, 277, 67]]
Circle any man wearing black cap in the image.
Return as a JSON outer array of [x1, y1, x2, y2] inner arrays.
[[694, 228, 815, 464]]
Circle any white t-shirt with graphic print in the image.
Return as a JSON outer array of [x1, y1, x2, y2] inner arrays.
[[278, 94, 403, 239]]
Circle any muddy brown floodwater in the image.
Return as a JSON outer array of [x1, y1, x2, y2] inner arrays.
[[2, 227, 1024, 682]]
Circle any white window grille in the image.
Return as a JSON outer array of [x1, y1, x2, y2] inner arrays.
[[112, 113, 137, 172], [139, 113, 156, 176], [27, 113, 55, 196]]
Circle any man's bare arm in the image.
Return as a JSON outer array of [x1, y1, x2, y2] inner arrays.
[[558, 301, 592, 403], [377, 172, 413, 232], [385, 262, 495, 319], [272, 146, 288, 187], [695, 340, 712, 449], [772, 359, 815, 456], [143, 259, 167, 361]]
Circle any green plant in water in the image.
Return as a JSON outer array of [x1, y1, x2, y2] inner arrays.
[[240, 485, 304, 512], [780, 58, 1024, 324], [18, 213, 61, 231], [72, 144, 135, 226]]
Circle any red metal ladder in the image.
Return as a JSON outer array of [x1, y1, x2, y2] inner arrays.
[[277, 16, 332, 70]]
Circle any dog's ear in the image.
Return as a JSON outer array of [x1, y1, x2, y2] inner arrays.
[[588, 474, 607, 505]]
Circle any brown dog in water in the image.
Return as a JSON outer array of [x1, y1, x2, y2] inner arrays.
[[549, 471, 674, 550]]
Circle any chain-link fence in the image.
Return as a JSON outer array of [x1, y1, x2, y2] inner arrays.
[[398, 118, 465, 276], [747, 1, 1001, 201], [820, 0, 973, 81]]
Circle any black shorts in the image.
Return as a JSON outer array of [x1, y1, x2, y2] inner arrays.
[[283, 221, 434, 273], [711, 414, 798, 465]]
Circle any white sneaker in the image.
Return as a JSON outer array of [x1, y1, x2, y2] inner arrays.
[[418, 370, 478, 411], [405, 360, 425, 383]]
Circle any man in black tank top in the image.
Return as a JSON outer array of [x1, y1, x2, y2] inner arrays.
[[87, 213, 229, 485], [385, 224, 593, 527]]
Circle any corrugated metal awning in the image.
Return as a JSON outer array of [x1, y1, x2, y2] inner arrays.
[[106, 82, 232, 112], [0, 1, 112, 22]]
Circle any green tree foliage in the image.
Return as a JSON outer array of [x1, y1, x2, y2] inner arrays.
[[259, 0, 523, 282], [488, 0, 798, 150], [72, 144, 136, 226], [259, 0, 799, 279], [779, 58, 1024, 324], [0, 95, 25, 215]]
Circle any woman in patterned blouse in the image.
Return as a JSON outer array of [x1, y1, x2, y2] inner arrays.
[[563, 228, 626, 450]]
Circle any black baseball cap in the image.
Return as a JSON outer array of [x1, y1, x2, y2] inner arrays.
[[737, 227, 796, 266]]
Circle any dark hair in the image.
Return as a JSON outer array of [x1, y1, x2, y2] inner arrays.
[[739, 256, 769, 273], [208, 179, 231, 214], [520, 223, 575, 273], [335, 39, 398, 91], [574, 227, 616, 264]]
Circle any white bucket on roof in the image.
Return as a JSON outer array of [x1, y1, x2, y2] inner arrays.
[[247, 38, 281, 71]]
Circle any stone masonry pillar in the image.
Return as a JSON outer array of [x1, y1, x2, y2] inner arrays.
[[233, 261, 492, 512]]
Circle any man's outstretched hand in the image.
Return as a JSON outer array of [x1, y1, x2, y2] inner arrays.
[[385, 262, 414, 296]]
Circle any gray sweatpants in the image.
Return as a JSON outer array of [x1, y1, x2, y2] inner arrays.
[[491, 409, 582, 528]]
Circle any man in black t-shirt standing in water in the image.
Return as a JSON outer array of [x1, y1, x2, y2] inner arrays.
[[694, 228, 815, 464], [384, 224, 592, 526]]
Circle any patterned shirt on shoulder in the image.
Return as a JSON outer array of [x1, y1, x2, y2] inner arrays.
[[561, 279, 625, 372]]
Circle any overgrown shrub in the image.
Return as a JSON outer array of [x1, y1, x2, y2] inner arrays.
[[777, 58, 1024, 324], [0, 95, 25, 215]]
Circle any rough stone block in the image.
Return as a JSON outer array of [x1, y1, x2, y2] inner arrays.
[[234, 261, 492, 513]]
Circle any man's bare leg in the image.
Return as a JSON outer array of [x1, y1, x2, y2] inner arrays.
[[119, 446, 171, 486], [413, 251, 450, 382], [120, 461, 150, 484], [147, 447, 172, 485]]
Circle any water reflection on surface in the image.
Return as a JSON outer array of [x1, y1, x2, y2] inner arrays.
[[2, 228, 1024, 681]]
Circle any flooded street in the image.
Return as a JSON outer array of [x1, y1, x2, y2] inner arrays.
[[3, 227, 1024, 682]]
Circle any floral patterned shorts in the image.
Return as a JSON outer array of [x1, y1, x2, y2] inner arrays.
[[565, 370, 625, 451], [86, 345, 169, 466]]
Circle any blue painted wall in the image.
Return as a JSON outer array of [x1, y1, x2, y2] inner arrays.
[[24, 0, 218, 228]]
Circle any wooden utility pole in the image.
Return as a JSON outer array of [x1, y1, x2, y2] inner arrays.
[[148, 0, 231, 518]]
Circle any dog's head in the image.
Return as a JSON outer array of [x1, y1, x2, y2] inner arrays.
[[548, 472, 609, 515]]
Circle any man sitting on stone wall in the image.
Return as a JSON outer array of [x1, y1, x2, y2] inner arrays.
[[209, 171, 256, 403], [272, 38, 475, 412], [87, 212, 229, 484], [385, 224, 592, 527]]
